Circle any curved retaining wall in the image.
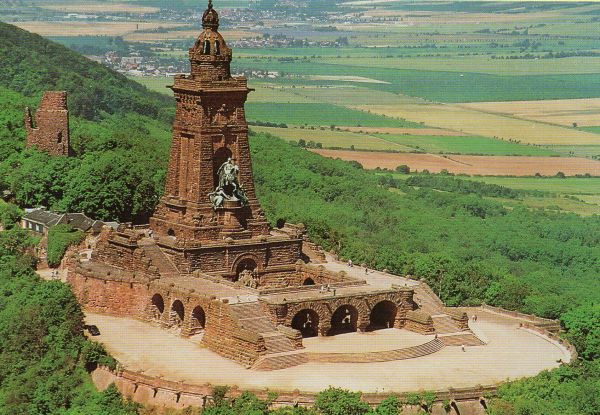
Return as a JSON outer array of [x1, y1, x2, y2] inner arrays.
[[92, 365, 493, 414]]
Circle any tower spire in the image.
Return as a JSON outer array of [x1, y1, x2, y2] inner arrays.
[[202, 0, 219, 30]]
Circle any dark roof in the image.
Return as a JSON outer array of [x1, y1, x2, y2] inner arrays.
[[24, 209, 110, 232], [23, 209, 62, 226], [57, 213, 96, 232]]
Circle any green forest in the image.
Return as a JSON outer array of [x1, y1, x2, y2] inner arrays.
[[0, 21, 599, 415]]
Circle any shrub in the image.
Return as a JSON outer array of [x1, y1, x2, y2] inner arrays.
[[47, 224, 85, 267]]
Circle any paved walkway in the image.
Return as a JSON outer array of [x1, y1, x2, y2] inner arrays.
[[86, 309, 570, 393], [321, 253, 419, 289]]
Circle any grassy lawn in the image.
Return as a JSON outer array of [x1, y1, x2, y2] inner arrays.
[[375, 134, 559, 156]]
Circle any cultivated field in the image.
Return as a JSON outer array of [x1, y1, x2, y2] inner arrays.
[[14, 21, 188, 37], [124, 29, 257, 43], [356, 104, 600, 145], [39, 3, 160, 13], [462, 176, 600, 195], [251, 126, 413, 151], [376, 134, 558, 156], [312, 150, 600, 176], [459, 99, 600, 127]]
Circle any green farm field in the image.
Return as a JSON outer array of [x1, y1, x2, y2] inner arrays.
[[375, 134, 559, 156], [233, 59, 600, 103], [245, 102, 422, 128], [462, 176, 600, 195], [251, 126, 413, 151], [389, 173, 600, 215]]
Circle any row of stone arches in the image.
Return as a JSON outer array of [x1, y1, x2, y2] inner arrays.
[[150, 294, 206, 335], [290, 300, 398, 338]]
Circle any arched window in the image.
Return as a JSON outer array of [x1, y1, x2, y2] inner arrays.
[[190, 306, 206, 335], [203, 39, 211, 54], [291, 309, 320, 338], [368, 301, 397, 331], [151, 294, 164, 321], [215, 40, 221, 55], [171, 300, 185, 328], [328, 305, 359, 336]]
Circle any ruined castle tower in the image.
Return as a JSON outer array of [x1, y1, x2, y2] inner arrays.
[[148, 0, 302, 277], [24, 91, 71, 156]]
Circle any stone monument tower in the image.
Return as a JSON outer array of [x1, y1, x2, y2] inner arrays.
[[148, 0, 302, 278], [150, 0, 268, 242]]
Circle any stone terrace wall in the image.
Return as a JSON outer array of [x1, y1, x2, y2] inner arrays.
[[67, 269, 265, 367], [91, 365, 493, 414], [480, 304, 562, 332]]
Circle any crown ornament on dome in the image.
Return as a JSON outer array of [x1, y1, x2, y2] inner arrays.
[[202, 0, 220, 30]]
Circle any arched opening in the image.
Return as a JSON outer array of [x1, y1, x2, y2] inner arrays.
[[368, 300, 397, 331], [151, 294, 164, 320], [170, 300, 185, 328], [57, 131, 62, 143], [303, 277, 315, 286], [276, 218, 286, 229], [167, 228, 175, 237], [235, 257, 257, 282], [190, 306, 206, 335], [328, 305, 358, 336], [213, 146, 233, 189], [291, 309, 319, 338], [215, 40, 221, 55], [203, 39, 211, 54]]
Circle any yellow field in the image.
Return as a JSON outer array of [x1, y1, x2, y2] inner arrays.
[[353, 103, 600, 145], [14, 21, 188, 37], [124, 29, 257, 43], [251, 126, 413, 151], [459, 99, 600, 127], [311, 149, 600, 176], [40, 3, 159, 13]]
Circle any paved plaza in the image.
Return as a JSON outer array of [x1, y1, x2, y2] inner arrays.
[[86, 308, 570, 393]]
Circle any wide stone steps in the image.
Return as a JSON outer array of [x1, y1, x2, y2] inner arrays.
[[440, 333, 485, 347], [413, 284, 445, 315], [264, 334, 296, 354], [432, 315, 461, 334], [252, 351, 309, 371], [229, 302, 298, 356], [140, 242, 179, 277], [305, 338, 445, 364]]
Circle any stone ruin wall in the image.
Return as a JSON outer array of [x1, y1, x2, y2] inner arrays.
[[66, 268, 265, 367], [24, 91, 71, 156]]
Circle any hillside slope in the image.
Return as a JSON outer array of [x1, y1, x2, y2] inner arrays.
[[0, 21, 173, 122]]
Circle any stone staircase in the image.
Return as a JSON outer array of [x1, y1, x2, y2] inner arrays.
[[413, 284, 445, 315], [229, 302, 308, 371], [440, 333, 485, 347], [139, 241, 180, 277], [306, 338, 445, 363], [432, 314, 462, 334]]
